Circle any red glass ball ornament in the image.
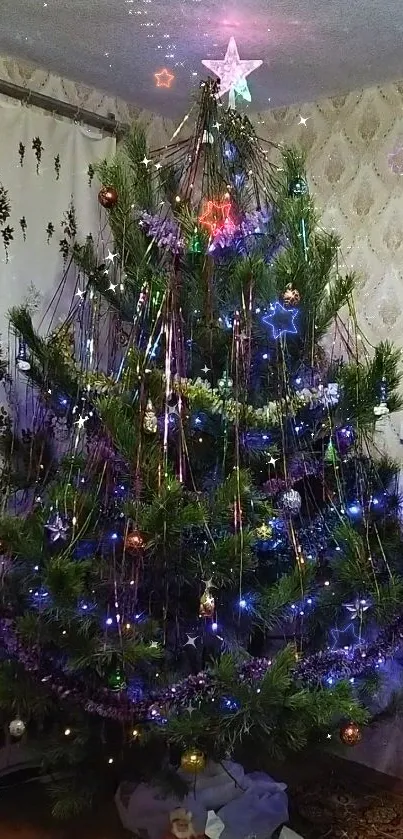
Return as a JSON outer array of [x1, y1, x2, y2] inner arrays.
[[98, 186, 118, 209]]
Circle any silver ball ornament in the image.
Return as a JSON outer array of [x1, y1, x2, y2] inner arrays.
[[9, 718, 26, 738], [279, 488, 302, 515]]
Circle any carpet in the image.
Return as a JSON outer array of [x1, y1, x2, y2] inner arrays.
[[288, 759, 403, 838]]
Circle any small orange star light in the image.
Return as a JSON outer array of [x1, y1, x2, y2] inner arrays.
[[154, 68, 175, 88], [198, 199, 234, 235]]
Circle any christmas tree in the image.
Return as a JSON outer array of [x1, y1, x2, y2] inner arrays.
[[1, 79, 402, 817]]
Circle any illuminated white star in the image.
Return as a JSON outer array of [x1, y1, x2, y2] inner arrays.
[[155, 162, 162, 170], [184, 634, 198, 647], [202, 38, 262, 108], [105, 249, 117, 264], [201, 365, 210, 375], [298, 115, 309, 126], [75, 415, 87, 430], [108, 282, 117, 292], [344, 598, 370, 620], [267, 455, 278, 466], [142, 156, 152, 167], [149, 640, 159, 649], [75, 288, 85, 299]]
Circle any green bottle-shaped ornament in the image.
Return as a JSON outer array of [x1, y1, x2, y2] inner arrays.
[[188, 228, 202, 254], [324, 439, 339, 465]]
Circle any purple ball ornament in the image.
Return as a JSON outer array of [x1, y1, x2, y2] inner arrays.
[[335, 425, 355, 456]]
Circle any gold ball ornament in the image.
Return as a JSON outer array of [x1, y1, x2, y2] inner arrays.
[[98, 185, 118, 209], [124, 530, 145, 553], [339, 721, 362, 746], [180, 749, 206, 774], [282, 284, 301, 307]]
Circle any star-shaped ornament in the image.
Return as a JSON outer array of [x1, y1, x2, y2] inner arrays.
[[198, 200, 233, 235], [154, 68, 175, 88], [202, 37, 262, 109], [149, 640, 159, 649], [184, 634, 198, 647], [201, 364, 210, 375], [344, 598, 370, 620], [298, 115, 309, 126], [45, 513, 69, 543], [142, 156, 152, 168], [105, 249, 117, 264], [262, 302, 299, 340]]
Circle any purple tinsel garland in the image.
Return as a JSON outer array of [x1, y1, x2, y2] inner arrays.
[[139, 212, 185, 253], [2, 611, 402, 723]]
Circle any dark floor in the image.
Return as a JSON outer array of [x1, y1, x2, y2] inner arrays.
[[1, 754, 403, 838], [0, 781, 130, 838]]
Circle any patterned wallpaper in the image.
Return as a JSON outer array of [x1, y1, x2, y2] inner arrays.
[[2, 53, 403, 450]]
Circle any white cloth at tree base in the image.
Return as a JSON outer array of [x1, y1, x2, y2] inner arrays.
[[115, 760, 288, 839]]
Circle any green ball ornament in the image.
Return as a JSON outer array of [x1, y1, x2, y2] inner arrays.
[[107, 666, 127, 692], [288, 177, 308, 197]]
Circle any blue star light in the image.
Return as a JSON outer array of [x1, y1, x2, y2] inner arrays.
[[262, 302, 299, 340]]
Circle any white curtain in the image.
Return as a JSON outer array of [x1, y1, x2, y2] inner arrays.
[[0, 97, 116, 342]]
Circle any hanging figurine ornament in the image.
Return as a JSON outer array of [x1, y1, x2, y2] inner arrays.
[[282, 284, 301, 307], [143, 399, 158, 434], [98, 185, 118, 209], [9, 718, 26, 738], [199, 578, 215, 618], [374, 376, 389, 417], [16, 337, 31, 372]]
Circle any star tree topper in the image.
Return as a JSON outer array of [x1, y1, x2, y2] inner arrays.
[[202, 37, 262, 109]]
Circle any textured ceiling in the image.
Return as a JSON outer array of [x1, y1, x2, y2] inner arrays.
[[2, 0, 403, 116]]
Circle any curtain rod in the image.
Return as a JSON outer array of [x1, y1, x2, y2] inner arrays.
[[0, 77, 128, 136]]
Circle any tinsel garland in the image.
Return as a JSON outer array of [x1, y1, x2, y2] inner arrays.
[[2, 611, 402, 723], [179, 378, 339, 429]]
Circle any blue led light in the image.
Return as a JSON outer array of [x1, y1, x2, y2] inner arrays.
[[262, 301, 299, 340], [212, 622, 218, 632]]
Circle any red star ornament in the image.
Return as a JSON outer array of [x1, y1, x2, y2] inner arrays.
[[198, 200, 234, 235], [154, 68, 175, 88]]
